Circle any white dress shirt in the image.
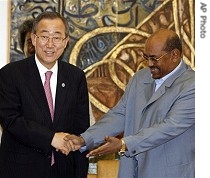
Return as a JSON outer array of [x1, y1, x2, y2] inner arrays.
[[35, 55, 58, 109]]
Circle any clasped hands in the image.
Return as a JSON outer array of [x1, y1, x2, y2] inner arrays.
[[51, 133, 122, 157], [51, 132, 84, 156]]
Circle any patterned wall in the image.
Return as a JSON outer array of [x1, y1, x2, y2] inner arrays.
[[10, 0, 195, 121]]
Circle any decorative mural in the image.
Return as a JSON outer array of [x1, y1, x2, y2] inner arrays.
[[10, 0, 195, 122]]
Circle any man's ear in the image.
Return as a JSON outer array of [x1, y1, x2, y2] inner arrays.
[[171, 49, 181, 62], [64, 36, 70, 48], [31, 33, 36, 46]]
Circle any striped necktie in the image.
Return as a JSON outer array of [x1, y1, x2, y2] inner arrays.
[[44, 71, 55, 165]]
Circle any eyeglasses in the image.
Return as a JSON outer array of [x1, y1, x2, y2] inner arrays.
[[34, 34, 67, 44], [142, 52, 170, 62]]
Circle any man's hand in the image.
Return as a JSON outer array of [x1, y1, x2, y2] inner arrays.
[[86, 136, 122, 157], [51, 132, 74, 156], [64, 134, 85, 151]]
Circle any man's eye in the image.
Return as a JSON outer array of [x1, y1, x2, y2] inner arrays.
[[41, 36, 48, 40], [54, 37, 61, 40]]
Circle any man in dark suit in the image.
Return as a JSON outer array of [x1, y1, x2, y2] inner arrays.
[[0, 11, 90, 178]]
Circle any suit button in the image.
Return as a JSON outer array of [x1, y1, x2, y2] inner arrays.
[[48, 155, 51, 159], [132, 150, 136, 154]]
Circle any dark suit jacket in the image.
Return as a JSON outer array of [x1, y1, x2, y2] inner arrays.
[[0, 56, 90, 178]]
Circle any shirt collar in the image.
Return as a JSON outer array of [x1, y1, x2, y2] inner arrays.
[[155, 60, 182, 86], [35, 54, 58, 78]]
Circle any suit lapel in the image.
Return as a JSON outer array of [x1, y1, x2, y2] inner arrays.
[[140, 77, 154, 110], [53, 61, 71, 124], [26, 57, 53, 125], [147, 61, 188, 106]]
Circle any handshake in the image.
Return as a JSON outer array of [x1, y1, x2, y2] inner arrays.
[[51, 132, 123, 158], [51, 132, 85, 156]]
